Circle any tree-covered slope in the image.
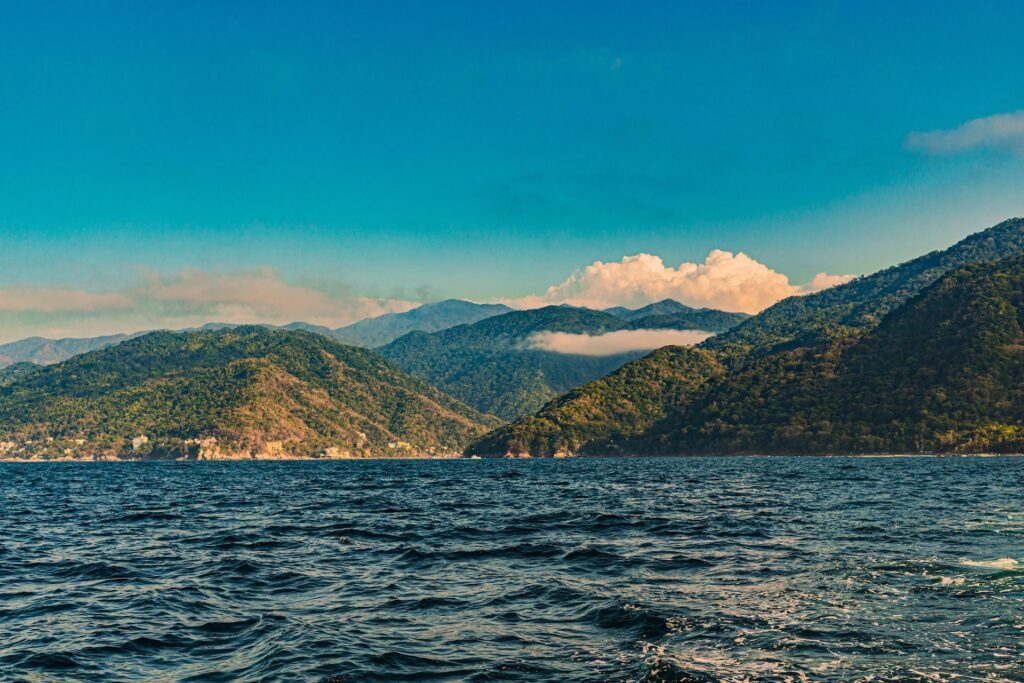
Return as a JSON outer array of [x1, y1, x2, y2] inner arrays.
[[465, 347, 724, 457], [626, 309, 749, 333], [703, 217, 1024, 359], [0, 362, 40, 387], [471, 253, 1024, 456], [379, 307, 640, 420], [659, 254, 1024, 454], [0, 327, 498, 460]]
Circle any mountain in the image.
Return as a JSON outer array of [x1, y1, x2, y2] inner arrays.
[[0, 333, 138, 369], [469, 251, 1024, 456], [626, 309, 750, 333], [602, 299, 748, 332], [465, 346, 724, 457], [0, 327, 498, 460], [704, 217, 1024, 359], [378, 303, 749, 420], [379, 307, 645, 420], [333, 299, 512, 347], [604, 299, 694, 320], [605, 298, 741, 323]]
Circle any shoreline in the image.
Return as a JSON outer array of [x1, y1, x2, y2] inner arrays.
[[3, 452, 1023, 463]]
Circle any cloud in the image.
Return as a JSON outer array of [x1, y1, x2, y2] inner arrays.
[[0, 288, 133, 313], [528, 329, 715, 356], [800, 272, 858, 293], [501, 251, 855, 314], [906, 111, 1024, 155], [0, 269, 418, 343], [140, 269, 414, 325]]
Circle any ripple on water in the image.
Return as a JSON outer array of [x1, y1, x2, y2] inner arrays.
[[0, 457, 1022, 682]]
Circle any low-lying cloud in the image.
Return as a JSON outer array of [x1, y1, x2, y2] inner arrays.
[[0, 288, 134, 313], [906, 111, 1024, 155], [528, 329, 715, 356], [503, 251, 855, 314], [140, 269, 416, 326], [0, 269, 418, 344]]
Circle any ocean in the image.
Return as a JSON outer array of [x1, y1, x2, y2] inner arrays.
[[1, 457, 1021, 682]]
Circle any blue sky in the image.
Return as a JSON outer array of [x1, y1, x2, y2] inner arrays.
[[1, 1, 1023, 340]]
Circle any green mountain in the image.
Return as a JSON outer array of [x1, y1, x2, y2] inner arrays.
[[470, 252, 1024, 456], [379, 306, 639, 420], [0, 327, 498, 460], [465, 346, 724, 457], [606, 298, 749, 329], [626, 309, 749, 333], [704, 217, 1024, 359], [378, 303, 747, 420], [333, 299, 513, 347]]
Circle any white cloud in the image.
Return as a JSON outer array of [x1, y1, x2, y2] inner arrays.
[[906, 111, 1024, 155], [800, 272, 858, 293], [0, 288, 134, 313], [501, 251, 855, 314], [527, 329, 715, 356]]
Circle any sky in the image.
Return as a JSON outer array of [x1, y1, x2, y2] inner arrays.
[[2, 0, 1024, 342]]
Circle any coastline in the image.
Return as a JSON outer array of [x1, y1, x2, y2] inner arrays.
[[4, 452, 1022, 463]]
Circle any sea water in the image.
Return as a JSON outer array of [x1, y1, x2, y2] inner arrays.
[[1, 457, 1021, 681]]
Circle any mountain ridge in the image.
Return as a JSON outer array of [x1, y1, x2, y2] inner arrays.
[[0, 327, 498, 460], [467, 218, 1024, 457]]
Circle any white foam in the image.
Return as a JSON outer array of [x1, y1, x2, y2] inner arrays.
[[961, 558, 1020, 570]]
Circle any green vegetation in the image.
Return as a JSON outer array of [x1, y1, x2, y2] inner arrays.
[[704, 217, 1024, 359], [608, 298, 750, 331], [466, 347, 723, 457], [380, 307, 636, 419], [0, 362, 40, 387], [379, 304, 746, 420], [625, 310, 748, 332], [469, 249, 1024, 456], [0, 327, 498, 460]]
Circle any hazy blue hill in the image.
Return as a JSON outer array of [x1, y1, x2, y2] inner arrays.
[[0, 327, 497, 460], [703, 217, 1024, 359], [380, 307, 645, 419], [0, 333, 139, 369], [471, 252, 1024, 456], [333, 299, 512, 347]]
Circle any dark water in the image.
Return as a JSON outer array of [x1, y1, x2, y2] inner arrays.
[[1, 458, 1022, 682]]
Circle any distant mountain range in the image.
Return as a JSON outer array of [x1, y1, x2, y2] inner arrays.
[[7, 217, 1024, 460], [0, 333, 141, 369], [333, 299, 512, 347], [0, 327, 498, 460], [378, 303, 747, 420], [468, 217, 1024, 457], [0, 300, 509, 369], [0, 298, 740, 370], [604, 298, 748, 327]]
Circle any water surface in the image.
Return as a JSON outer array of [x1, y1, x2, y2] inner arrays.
[[1, 457, 1022, 681]]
